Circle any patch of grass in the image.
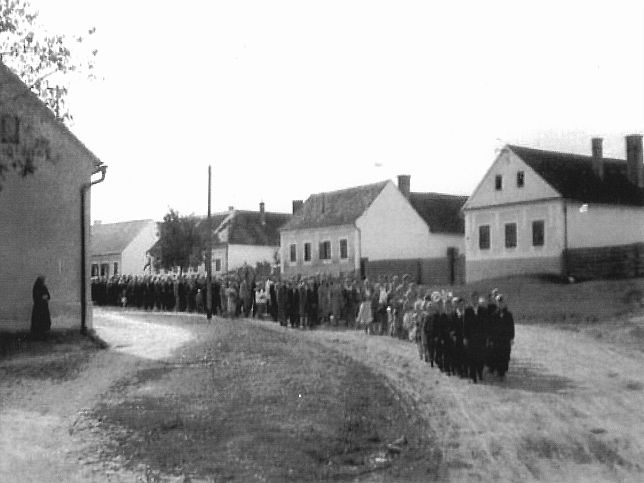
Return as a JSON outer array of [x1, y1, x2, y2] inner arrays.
[[430, 275, 644, 325], [91, 319, 436, 481], [519, 434, 632, 471], [0, 329, 103, 381]]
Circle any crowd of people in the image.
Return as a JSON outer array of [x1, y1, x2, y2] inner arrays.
[[91, 272, 515, 382]]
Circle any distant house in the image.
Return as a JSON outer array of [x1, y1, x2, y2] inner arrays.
[[0, 61, 105, 332], [90, 219, 158, 277], [462, 136, 644, 282], [207, 203, 292, 275], [280, 176, 467, 284]]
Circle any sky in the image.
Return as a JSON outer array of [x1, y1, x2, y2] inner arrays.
[[29, 0, 644, 223]]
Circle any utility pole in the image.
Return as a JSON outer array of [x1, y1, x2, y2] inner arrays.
[[206, 165, 213, 321]]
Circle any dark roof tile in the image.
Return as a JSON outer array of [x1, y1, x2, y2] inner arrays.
[[281, 181, 388, 230], [91, 220, 155, 255], [408, 193, 468, 234], [509, 145, 644, 206]]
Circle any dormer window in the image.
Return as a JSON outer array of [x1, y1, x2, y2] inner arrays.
[[495, 175, 503, 191], [517, 171, 525, 188]]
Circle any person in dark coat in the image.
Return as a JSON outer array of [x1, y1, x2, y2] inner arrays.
[[463, 293, 487, 383], [491, 294, 515, 378], [31, 276, 51, 338], [269, 280, 278, 322], [277, 281, 288, 326]]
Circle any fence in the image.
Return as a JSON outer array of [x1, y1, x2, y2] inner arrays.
[[364, 254, 465, 286], [565, 242, 644, 280]]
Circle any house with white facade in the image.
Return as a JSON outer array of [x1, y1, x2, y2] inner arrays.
[[280, 176, 468, 284], [207, 203, 291, 275], [90, 219, 158, 277], [463, 136, 644, 282], [0, 61, 105, 332]]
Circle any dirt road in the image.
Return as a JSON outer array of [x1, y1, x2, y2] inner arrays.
[[260, 321, 644, 481], [2, 309, 644, 482], [0, 310, 194, 482]]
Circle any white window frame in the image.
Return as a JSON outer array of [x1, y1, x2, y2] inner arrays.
[[319, 239, 332, 264], [339, 238, 349, 263], [215, 258, 222, 272], [504, 222, 518, 250], [289, 243, 297, 265], [303, 241, 312, 265]]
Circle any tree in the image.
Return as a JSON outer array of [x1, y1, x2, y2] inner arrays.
[[150, 209, 206, 275], [0, 0, 97, 122], [0, 0, 97, 188]]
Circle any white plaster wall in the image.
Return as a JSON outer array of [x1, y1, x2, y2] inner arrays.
[[227, 244, 279, 271], [280, 225, 358, 274], [566, 202, 644, 248], [464, 199, 565, 261], [121, 221, 158, 275], [464, 149, 561, 210], [357, 181, 459, 260], [90, 255, 121, 277], [0, 67, 96, 331]]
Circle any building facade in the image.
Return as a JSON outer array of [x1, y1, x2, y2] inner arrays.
[[280, 177, 467, 284], [201, 203, 291, 275], [0, 62, 104, 332], [90, 219, 158, 277], [463, 137, 644, 282]]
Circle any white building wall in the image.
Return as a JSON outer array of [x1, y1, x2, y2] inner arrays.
[[0, 67, 96, 331], [464, 148, 561, 210], [566, 202, 644, 248], [121, 221, 158, 275], [465, 199, 565, 261], [280, 225, 358, 276], [356, 181, 462, 260], [227, 244, 279, 271]]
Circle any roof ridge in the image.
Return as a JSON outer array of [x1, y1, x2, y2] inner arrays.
[[507, 144, 625, 163], [93, 219, 155, 226], [410, 191, 469, 199], [309, 180, 389, 197]]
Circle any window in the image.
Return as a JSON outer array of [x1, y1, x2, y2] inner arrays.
[[91, 264, 99, 277], [478, 225, 490, 250], [495, 175, 503, 191], [289, 244, 297, 263], [532, 220, 545, 246], [319, 240, 331, 260], [100, 263, 109, 277], [304, 242, 311, 262], [113, 262, 119, 276], [215, 258, 222, 271], [339, 239, 348, 259], [517, 171, 525, 188], [1, 114, 19, 144], [505, 223, 517, 248]]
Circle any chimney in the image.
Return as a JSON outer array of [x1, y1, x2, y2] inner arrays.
[[591, 137, 604, 179], [397, 174, 411, 199], [228, 205, 234, 211], [292, 200, 303, 214], [259, 201, 266, 225], [626, 134, 644, 189]]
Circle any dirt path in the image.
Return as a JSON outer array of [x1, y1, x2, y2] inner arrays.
[[3, 310, 644, 482], [0, 310, 194, 482], [253, 320, 644, 481]]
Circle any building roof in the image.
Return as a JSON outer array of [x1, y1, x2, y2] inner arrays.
[[91, 220, 155, 255], [509, 145, 644, 206], [210, 210, 292, 246], [281, 181, 389, 231], [408, 192, 468, 234]]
